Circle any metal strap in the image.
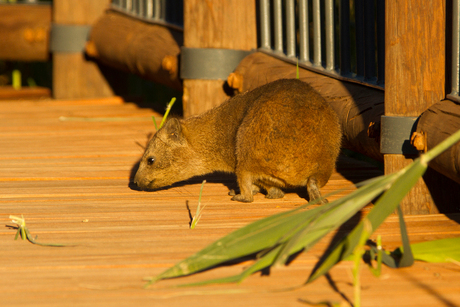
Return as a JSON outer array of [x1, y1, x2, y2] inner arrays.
[[180, 47, 253, 80], [380, 115, 419, 155], [50, 24, 92, 53]]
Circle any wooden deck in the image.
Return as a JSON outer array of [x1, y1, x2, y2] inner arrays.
[[1, 97, 460, 307]]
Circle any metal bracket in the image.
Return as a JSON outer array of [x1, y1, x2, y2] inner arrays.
[[50, 24, 92, 53], [380, 116, 419, 155], [180, 47, 253, 80]]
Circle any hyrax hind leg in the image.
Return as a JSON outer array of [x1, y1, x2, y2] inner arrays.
[[231, 171, 256, 203], [307, 177, 328, 205], [265, 186, 285, 199]]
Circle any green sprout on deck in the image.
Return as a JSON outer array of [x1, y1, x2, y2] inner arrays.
[[12, 69, 21, 90], [190, 180, 207, 229], [9, 215, 69, 247], [152, 97, 176, 130], [296, 59, 300, 79]]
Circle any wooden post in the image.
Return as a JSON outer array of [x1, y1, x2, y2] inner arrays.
[[385, 0, 445, 214], [52, 0, 113, 99], [182, 0, 257, 117]]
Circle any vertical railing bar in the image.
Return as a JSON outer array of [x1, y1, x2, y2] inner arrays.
[[299, 0, 309, 63], [126, 0, 132, 12], [340, 0, 351, 76], [132, 0, 137, 14], [355, 0, 364, 77], [325, 0, 334, 70], [286, 0, 296, 58], [146, 0, 153, 19], [364, 0, 376, 80], [260, 0, 271, 50], [274, 0, 283, 54], [452, 0, 460, 95], [153, 0, 160, 19], [138, 0, 144, 17], [160, 0, 166, 21], [376, 0, 385, 85], [313, 0, 321, 66]]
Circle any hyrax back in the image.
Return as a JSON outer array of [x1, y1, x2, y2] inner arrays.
[[133, 79, 342, 203]]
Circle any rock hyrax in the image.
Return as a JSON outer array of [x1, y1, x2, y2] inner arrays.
[[134, 79, 342, 203]]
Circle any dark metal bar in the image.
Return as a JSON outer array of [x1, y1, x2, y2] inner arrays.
[[364, 0, 376, 80], [355, 0, 364, 77], [160, 0, 166, 20], [325, 0, 334, 70], [340, 0, 351, 76], [260, 0, 271, 50], [286, 0, 296, 58], [153, 0, 160, 19], [138, 0, 144, 17], [274, 0, 283, 53], [376, 0, 385, 84], [452, 0, 460, 95], [298, 0, 309, 63], [313, 0, 321, 66]]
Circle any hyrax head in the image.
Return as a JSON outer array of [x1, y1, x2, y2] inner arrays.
[[133, 118, 199, 190]]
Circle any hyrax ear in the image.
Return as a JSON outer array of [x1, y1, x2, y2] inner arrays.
[[163, 118, 184, 141]]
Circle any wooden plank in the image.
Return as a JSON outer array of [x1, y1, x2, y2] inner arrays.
[[1, 97, 460, 306], [385, 0, 446, 214], [0, 4, 51, 61], [183, 0, 257, 117]]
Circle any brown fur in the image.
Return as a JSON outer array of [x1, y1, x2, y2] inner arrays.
[[134, 79, 342, 203]]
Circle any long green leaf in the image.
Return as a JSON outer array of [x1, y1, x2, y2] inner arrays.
[[396, 237, 460, 263], [148, 175, 395, 286], [307, 159, 426, 282], [307, 128, 460, 282], [148, 206, 314, 284]]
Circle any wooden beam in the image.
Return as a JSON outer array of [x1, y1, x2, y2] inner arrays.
[[183, 0, 257, 117], [0, 86, 51, 100], [87, 10, 182, 91], [52, 0, 113, 99], [0, 4, 51, 61], [385, 0, 446, 214]]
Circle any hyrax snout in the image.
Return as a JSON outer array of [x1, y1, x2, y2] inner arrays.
[[134, 79, 342, 203]]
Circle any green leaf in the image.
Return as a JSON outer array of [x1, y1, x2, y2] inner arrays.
[[307, 159, 427, 282], [9, 215, 71, 247], [396, 237, 460, 263], [159, 97, 176, 129]]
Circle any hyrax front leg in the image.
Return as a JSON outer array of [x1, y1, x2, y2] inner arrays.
[[307, 177, 328, 205], [228, 185, 260, 196], [231, 171, 255, 203]]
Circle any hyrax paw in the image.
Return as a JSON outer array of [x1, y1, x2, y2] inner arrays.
[[228, 189, 236, 196], [265, 187, 285, 199], [231, 194, 253, 203]]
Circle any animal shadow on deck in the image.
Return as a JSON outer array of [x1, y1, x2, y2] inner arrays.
[[127, 154, 239, 194], [128, 151, 324, 201]]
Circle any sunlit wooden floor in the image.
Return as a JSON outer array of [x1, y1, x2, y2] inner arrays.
[[1, 96, 459, 307]]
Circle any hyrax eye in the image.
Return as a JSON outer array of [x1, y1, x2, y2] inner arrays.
[[147, 157, 155, 165]]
